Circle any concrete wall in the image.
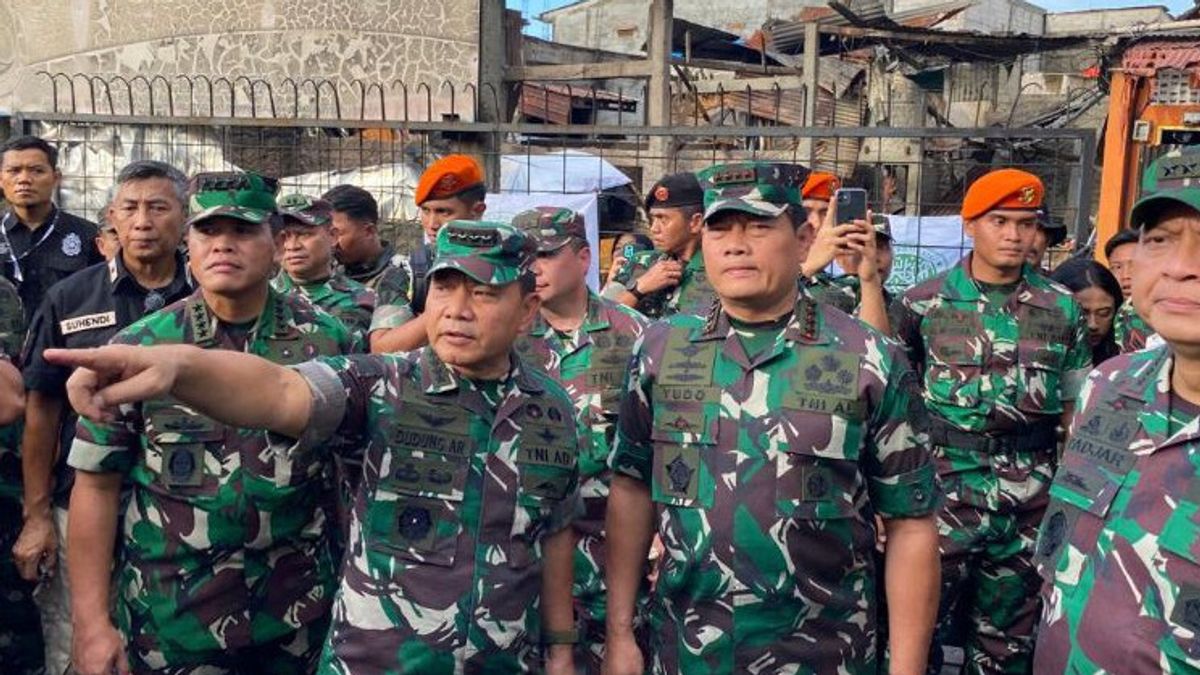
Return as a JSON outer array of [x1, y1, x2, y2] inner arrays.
[[542, 0, 823, 54], [0, 0, 481, 118], [1044, 6, 1169, 33]]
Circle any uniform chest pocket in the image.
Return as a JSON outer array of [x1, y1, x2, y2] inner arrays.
[[365, 424, 473, 568], [926, 341, 983, 409], [649, 392, 717, 509], [145, 405, 224, 497], [1032, 464, 1123, 586], [45, 249, 88, 276], [1016, 345, 1067, 413], [775, 443, 860, 521], [1158, 509, 1200, 667]]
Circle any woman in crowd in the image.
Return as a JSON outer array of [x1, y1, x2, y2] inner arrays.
[[1049, 258, 1123, 366]]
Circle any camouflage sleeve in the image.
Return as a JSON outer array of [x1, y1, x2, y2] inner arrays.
[[863, 342, 937, 519], [67, 328, 145, 474], [67, 410, 140, 475], [599, 255, 642, 301], [286, 354, 400, 455], [369, 265, 416, 331], [888, 293, 926, 376], [1060, 301, 1093, 401], [609, 329, 657, 482]]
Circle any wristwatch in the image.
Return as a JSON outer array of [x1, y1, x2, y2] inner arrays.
[[543, 628, 580, 645], [628, 280, 646, 301]]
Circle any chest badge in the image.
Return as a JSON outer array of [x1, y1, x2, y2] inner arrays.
[[61, 233, 82, 257]]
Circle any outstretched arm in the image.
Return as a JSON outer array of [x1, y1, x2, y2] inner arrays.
[[45, 345, 313, 438]]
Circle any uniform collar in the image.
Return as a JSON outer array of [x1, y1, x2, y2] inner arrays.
[[939, 254, 1056, 308], [344, 242, 396, 280], [110, 250, 192, 295], [3, 204, 58, 232], [1112, 345, 1200, 451], [185, 286, 294, 346], [418, 347, 544, 396], [529, 290, 611, 338]]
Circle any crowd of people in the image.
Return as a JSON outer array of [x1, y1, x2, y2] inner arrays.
[[0, 130, 1195, 675]]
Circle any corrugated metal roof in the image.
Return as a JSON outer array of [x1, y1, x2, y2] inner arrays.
[[1123, 39, 1200, 74]]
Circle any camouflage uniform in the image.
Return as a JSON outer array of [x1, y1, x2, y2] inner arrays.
[[601, 250, 715, 319], [891, 256, 1091, 673], [612, 293, 936, 673], [1032, 140, 1200, 674], [278, 221, 583, 674], [343, 245, 414, 335], [67, 289, 357, 672], [1113, 298, 1153, 353], [272, 271, 376, 345], [0, 276, 42, 675], [1031, 346, 1200, 672]]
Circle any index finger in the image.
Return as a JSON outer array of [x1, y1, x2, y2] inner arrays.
[[43, 347, 112, 370]]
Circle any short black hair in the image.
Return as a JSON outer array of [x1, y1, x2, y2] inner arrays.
[[0, 136, 58, 170], [322, 184, 378, 224], [456, 183, 487, 207], [1103, 228, 1140, 259]]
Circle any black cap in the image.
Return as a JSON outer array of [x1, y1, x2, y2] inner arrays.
[[1104, 228, 1139, 259], [1037, 209, 1068, 247], [645, 172, 704, 210]]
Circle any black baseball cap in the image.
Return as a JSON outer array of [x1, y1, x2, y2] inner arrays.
[[645, 172, 704, 210]]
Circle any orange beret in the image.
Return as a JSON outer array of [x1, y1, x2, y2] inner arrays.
[[962, 169, 1044, 220], [415, 154, 485, 205], [802, 172, 840, 201]]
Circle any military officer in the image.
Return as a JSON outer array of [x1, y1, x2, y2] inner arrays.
[[64, 172, 358, 675], [272, 193, 377, 342], [323, 184, 414, 345], [50, 220, 581, 675], [603, 161, 940, 675], [370, 155, 488, 354], [513, 206, 647, 672], [0, 276, 39, 674], [1032, 143, 1200, 674], [890, 168, 1092, 674], [601, 172, 715, 319]]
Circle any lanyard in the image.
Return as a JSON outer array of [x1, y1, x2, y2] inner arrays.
[[0, 207, 61, 283]]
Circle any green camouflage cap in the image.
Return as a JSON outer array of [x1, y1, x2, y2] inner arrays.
[[427, 220, 534, 286], [1130, 146, 1200, 230], [696, 161, 810, 222], [511, 206, 587, 252], [277, 193, 334, 228], [187, 171, 279, 227]]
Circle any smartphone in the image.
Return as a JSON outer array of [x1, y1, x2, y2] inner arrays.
[[622, 243, 636, 259], [835, 188, 868, 225]]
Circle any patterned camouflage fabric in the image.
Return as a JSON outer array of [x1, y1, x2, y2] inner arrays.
[[1129, 144, 1200, 228], [611, 294, 936, 673], [511, 207, 588, 252], [272, 270, 377, 343], [803, 272, 895, 316], [515, 291, 647, 669], [891, 255, 1092, 673], [1033, 345, 1200, 672], [67, 288, 358, 672], [345, 244, 414, 334], [0, 276, 41, 675], [1113, 298, 1153, 353], [428, 220, 537, 285], [601, 250, 715, 319], [187, 171, 280, 228], [695, 161, 808, 220], [282, 348, 581, 674], [804, 272, 859, 315]]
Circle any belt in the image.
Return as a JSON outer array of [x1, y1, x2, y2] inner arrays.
[[929, 417, 1058, 454]]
